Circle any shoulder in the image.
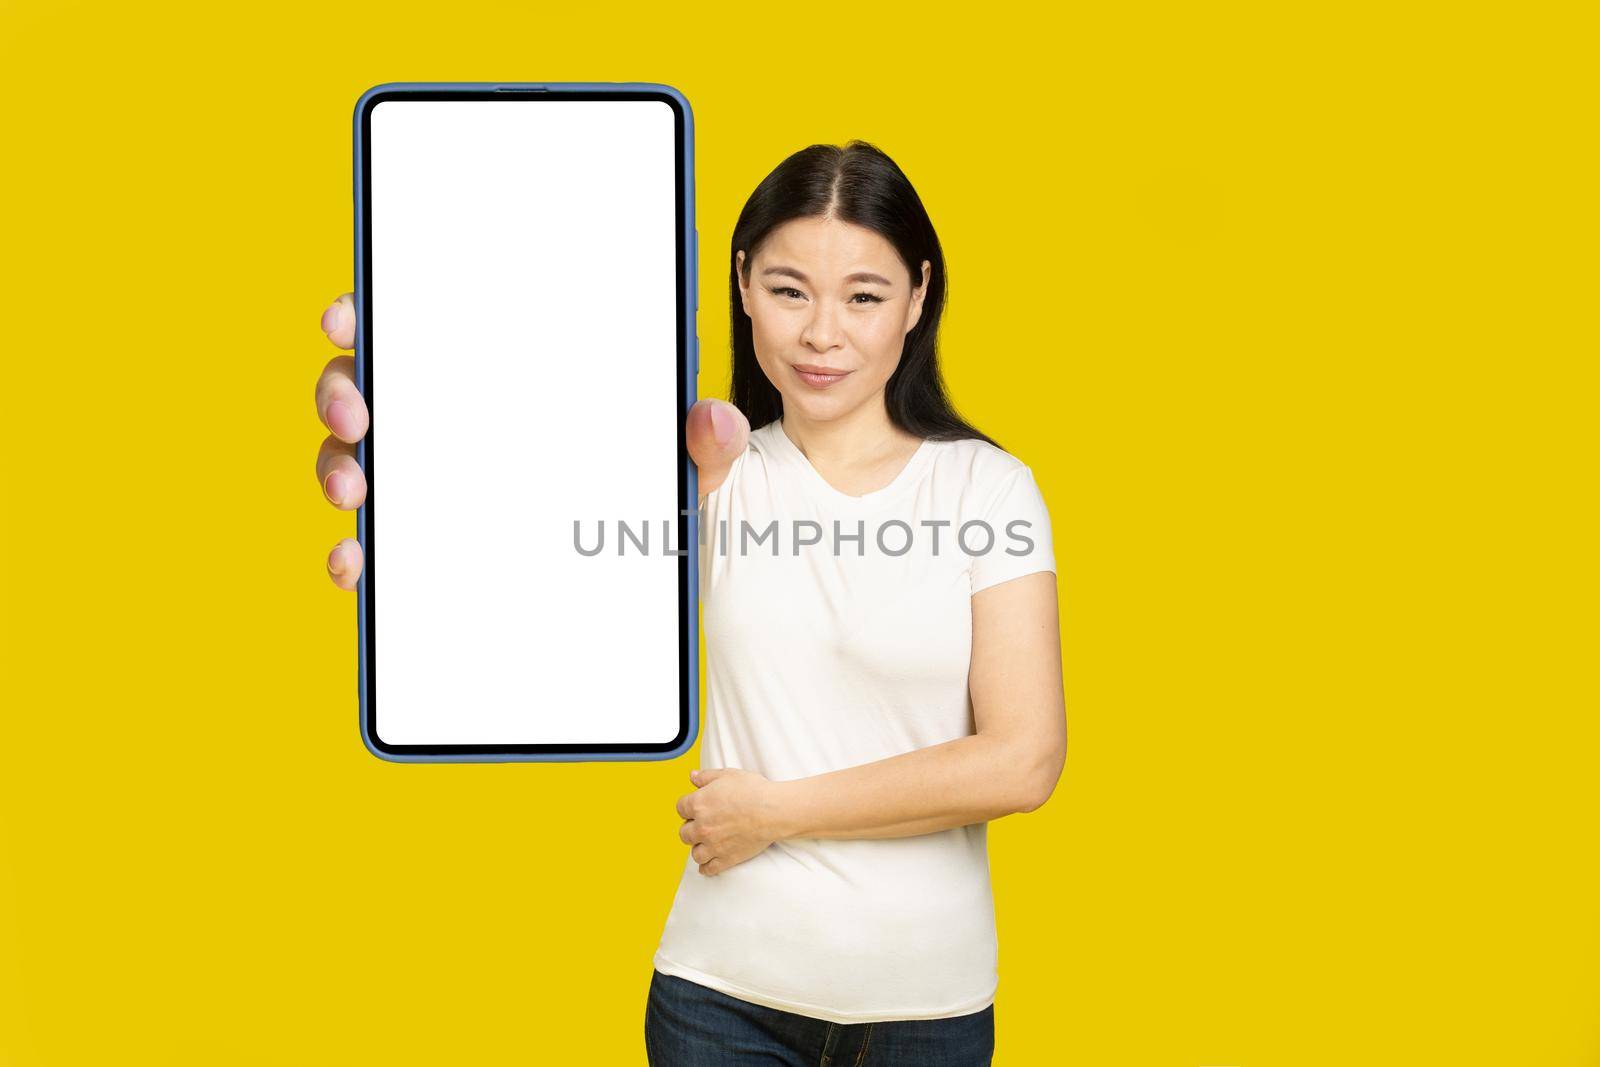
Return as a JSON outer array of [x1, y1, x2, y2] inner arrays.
[[733, 421, 788, 484], [746, 420, 785, 458], [925, 436, 1035, 507], [702, 420, 777, 505]]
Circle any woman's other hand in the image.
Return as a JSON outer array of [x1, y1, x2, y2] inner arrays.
[[677, 768, 786, 876], [314, 293, 368, 590]]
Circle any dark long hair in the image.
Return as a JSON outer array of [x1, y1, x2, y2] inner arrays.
[[727, 140, 999, 449]]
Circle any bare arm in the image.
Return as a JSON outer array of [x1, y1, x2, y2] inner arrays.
[[770, 570, 1067, 840]]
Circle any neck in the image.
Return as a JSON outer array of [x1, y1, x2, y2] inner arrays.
[[780, 395, 919, 469]]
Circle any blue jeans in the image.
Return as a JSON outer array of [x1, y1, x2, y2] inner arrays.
[[644, 969, 995, 1066]]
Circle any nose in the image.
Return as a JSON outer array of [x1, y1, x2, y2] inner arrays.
[[800, 301, 844, 353]]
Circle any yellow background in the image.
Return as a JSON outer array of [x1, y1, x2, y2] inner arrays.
[[2, 2, 1595, 1063]]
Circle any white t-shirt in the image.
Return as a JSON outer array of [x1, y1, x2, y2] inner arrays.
[[651, 417, 1056, 1024]]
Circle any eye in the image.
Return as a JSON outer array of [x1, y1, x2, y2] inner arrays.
[[851, 292, 885, 305], [769, 286, 804, 300]]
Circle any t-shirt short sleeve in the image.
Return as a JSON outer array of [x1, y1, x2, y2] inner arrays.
[[968, 465, 1056, 594]]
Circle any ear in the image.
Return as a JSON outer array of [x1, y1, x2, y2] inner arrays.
[[905, 259, 931, 335], [736, 250, 752, 318]]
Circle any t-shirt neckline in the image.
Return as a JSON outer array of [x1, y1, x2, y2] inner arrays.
[[769, 417, 935, 510]]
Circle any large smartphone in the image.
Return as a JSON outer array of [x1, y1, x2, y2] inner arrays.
[[351, 82, 699, 763]]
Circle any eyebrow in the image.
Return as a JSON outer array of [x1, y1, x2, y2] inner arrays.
[[761, 265, 894, 287]]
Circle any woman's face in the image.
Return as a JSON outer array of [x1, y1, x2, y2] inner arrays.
[[737, 216, 930, 426]]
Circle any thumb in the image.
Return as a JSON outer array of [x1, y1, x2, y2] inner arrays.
[[690, 768, 725, 786], [686, 399, 749, 499]]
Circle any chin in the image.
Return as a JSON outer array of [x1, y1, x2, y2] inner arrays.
[[780, 390, 856, 421]]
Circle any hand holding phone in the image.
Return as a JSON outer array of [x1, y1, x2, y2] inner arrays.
[[312, 297, 749, 591]]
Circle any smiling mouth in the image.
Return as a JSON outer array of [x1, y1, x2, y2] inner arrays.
[[792, 364, 852, 388]]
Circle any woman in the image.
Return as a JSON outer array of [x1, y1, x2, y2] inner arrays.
[[313, 141, 1066, 1066]]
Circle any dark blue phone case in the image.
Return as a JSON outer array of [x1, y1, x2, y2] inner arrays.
[[352, 81, 700, 764]]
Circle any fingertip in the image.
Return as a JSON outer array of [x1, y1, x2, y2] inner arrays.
[[326, 399, 357, 441], [323, 470, 346, 506], [323, 293, 357, 349], [708, 402, 734, 446], [328, 540, 363, 589]]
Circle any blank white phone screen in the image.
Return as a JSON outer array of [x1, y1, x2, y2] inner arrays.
[[368, 98, 683, 747]]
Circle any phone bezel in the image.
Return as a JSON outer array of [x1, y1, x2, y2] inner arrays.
[[352, 82, 699, 763]]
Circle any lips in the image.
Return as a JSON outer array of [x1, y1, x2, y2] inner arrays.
[[792, 363, 852, 388]]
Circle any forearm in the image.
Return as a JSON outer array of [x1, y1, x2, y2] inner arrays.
[[771, 733, 1039, 841]]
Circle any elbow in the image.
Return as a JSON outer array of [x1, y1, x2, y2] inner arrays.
[[1016, 781, 1054, 814], [1015, 742, 1066, 814]]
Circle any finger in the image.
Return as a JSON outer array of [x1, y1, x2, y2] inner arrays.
[[678, 820, 698, 845], [317, 434, 367, 510], [676, 794, 693, 819], [320, 292, 356, 351], [327, 538, 364, 590], [691, 843, 712, 864], [686, 398, 749, 500], [697, 860, 720, 877], [315, 354, 369, 444]]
